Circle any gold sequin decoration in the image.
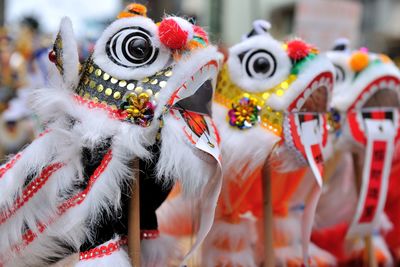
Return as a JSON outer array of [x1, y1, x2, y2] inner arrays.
[[95, 69, 102, 76], [159, 81, 167, 88], [110, 78, 118, 84], [92, 97, 99, 103], [142, 77, 150, 83], [89, 66, 94, 73], [105, 88, 113, 96], [145, 89, 153, 96], [165, 70, 173, 77], [89, 80, 96, 89], [113, 91, 121, 100], [103, 73, 110, 81], [97, 84, 104, 92], [135, 87, 143, 93], [150, 79, 158, 85], [119, 80, 127, 87], [127, 83, 135, 90], [214, 64, 296, 136], [84, 92, 90, 99]]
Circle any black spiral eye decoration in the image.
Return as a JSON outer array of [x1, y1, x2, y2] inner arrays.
[[241, 49, 277, 79], [106, 27, 159, 68], [334, 64, 345, 83]]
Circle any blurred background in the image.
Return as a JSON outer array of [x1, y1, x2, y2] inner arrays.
[[0, 0, 399, 162]]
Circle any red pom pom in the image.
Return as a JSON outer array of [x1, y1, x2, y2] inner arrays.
[[193, 25, 208, 44], [287, 39, 310, 60], [48, 50, 57, 63], [158, 18, 189, 50]]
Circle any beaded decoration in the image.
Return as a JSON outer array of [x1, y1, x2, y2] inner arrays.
[[215, 64, 290, 135]]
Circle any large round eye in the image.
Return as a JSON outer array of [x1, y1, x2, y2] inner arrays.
[[243, 49, 276, 79], [106, 27, 158, 68], [334, 64, 345, 83]]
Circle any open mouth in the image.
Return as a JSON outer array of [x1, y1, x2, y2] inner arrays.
[[289, 72, 333, 113], [352, 76, 400, 109], [171, 60, 219, 117]]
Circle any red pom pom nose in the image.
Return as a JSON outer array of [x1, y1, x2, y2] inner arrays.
[[158, 18, 192, 50], [287, 39, 310, 61]]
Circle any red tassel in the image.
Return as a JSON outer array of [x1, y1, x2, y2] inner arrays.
[[287, 39, 310, 61], [158, 18, 189, 50]]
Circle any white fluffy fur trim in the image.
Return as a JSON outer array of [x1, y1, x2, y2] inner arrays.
[[202, 218, 257, 267], [57, 17, 80, 88], [93, 16, 171, 80], [157, 193, 197, 236], [157, 115, 218, 195], [275, 243, 337, 267], [203, 248, 256, 267], [346, 234, 393, 267], [273, 211, 302, 246], [207, 218, 257, 247], [213, 103, 280, 180], [141, 234, 181, 267]]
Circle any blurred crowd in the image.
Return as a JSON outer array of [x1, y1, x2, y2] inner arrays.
[[0, 16, 93, 163]]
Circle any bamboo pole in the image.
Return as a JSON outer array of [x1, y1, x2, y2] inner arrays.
[[352, 152, 377, 267], [128, 159, 141, 267], [262, 163, 275, 267]]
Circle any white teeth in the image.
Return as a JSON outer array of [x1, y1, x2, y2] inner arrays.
[[369, 85, 378, 94], [312, 81, 318, 91], [296, 97, 305, 109], [361, 91, 371, 103], [379, 80, 388, 89], [355, 100, 363, 109], [327, 82, 333, 90], [304, 88, 312, 99], [388, 80, 396, 90], [320, 77, 327, 86]]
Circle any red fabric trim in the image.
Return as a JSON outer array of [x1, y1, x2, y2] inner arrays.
[[348, 111, 366, 144], [140, 229, 159, 240], [8, 150, 113, 257], [348, 76, 400, 111], [58, 149, 113, 213], [288, 72, 333, 111], [73, 95, 128, 121], [79, 237, 127, 261], [0, 153, 22, 179], [0, 163, 64, 225]]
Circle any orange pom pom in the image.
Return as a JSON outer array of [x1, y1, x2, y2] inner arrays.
[[350, 51, 369, 72], [117, 3, 147, 19]]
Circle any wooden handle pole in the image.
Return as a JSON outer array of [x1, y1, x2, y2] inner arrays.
[[262, 163, 275, 267], [128, 159, 141, 267], [352, 153, 377, 267]]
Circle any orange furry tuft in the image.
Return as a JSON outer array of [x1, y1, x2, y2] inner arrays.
[[117, 3, 147, 18]]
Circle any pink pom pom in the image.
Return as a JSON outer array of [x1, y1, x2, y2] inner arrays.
[[158, 18, 190, 50], [287, 39, 310, 61]]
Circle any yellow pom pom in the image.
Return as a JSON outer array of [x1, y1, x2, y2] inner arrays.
[[379, 54, 391, 63], [349, 51, 369, 72]]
